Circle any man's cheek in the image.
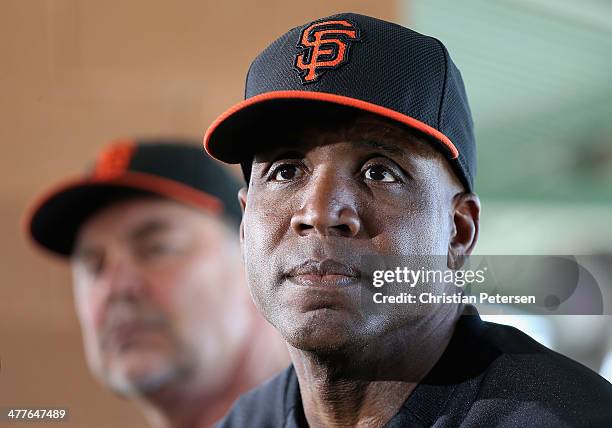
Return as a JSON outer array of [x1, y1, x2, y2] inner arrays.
[[391, 211, 445, 253], [75, 290, 105, 338], [243, 217, 271, 264], [74, 296, 105, 367], [244, 247, 274, 313]]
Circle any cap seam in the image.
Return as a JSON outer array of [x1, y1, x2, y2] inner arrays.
[[244, 59, 256, 99], [432, 37, 448, 132], [431, 37, 474, 191]]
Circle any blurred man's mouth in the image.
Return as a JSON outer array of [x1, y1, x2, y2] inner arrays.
[[102, 320, 169, 353], [285, 259, 361, 288]]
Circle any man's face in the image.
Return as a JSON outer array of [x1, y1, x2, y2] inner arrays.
[[71, 197, 250, 396], [240, 113, 471, 354]]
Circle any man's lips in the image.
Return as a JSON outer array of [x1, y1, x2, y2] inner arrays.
[[285, 259, 361, 287]]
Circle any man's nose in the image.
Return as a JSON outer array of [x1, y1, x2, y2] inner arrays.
[[290, 170, 361, 238], [102, 256, 148, 298]]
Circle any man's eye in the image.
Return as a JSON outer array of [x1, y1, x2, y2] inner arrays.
[[78, 256, 105, 278], [272, 164, 301, 181], [141, 242, 174, 257], [363, 165, 397, 182]]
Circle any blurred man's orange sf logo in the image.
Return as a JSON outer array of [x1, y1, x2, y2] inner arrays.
[[93, 140, 136, 180], [294, 19, 361, 84]]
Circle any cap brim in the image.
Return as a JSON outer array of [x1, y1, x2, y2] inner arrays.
[[204, 90, 459, 163], [26, 172, 223, 257]]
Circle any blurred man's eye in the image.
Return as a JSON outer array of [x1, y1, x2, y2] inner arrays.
[[140, 241, 174, 258], [363, 165, 397, 182], [78, 254, 105, 278]]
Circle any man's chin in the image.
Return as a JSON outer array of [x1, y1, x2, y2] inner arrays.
[[278, 308, 363, 354], [102, 349, 183, 396]]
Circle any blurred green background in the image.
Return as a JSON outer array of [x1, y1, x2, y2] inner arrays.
[[405, 0, 612, 254], [403, 0, 612, 381]]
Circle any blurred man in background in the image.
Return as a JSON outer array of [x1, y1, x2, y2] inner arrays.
[[26, 139, 288, 428]]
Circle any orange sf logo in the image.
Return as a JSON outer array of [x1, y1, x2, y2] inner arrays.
[[93, 140, 136, 180], [294, 19, 360, 84]]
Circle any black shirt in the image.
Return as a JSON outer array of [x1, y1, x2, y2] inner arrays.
[[216, 309, 612, 427]]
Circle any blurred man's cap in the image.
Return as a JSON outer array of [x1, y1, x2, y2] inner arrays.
[[204, 12, 476, 191], [27, 139, 242, 257]]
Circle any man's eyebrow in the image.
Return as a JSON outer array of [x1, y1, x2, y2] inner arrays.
[[353, 140, 405, 156], [71, 220, 172, 260], [72, 245, 99, 261], [129, 219, 172, 241], [253, 150, 305, 164]]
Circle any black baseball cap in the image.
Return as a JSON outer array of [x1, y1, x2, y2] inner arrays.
[[204, 12, 476, 191], [26, 139, 242, 257]]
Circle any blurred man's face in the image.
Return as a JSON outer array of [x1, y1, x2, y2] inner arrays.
[[240, 113, 467, 354], [71, 197, 250, 396]]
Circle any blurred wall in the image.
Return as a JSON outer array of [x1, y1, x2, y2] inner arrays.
[[0, 1, 396, 427]]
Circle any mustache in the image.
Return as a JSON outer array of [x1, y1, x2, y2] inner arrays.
[[285, 258, 362, 278], [279, 238, 366, 274], [99, 300, 170, 350]]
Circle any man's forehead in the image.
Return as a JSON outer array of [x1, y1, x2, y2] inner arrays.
[[73, 205, 170, 254], [72, 196, 233, 253], [72, 198, 182, 245]]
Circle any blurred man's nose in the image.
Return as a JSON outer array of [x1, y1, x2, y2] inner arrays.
[[101, 253, 148, 299], [290, 168, 361, 238]]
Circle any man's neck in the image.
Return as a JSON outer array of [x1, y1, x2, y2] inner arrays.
[[289, 311, 460, 428]]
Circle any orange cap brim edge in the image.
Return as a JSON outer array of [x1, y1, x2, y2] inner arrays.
[[23, 171, 224, 259], [203, 90, 459, 161]]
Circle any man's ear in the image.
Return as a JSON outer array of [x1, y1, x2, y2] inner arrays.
[[237, 187, 248, 246], [448, 193, 481, 269]]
